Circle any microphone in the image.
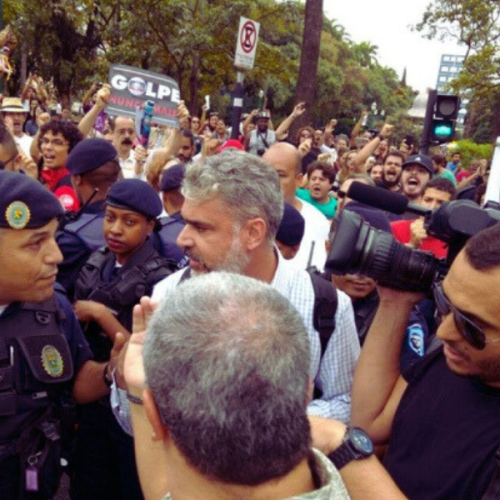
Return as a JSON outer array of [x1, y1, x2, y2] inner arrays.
[[346, 182, 429, 217]]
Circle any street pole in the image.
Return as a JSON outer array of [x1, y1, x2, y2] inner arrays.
[[420, 89, 437, 155], [230, 71, 244, 140]]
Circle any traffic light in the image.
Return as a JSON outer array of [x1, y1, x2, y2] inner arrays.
[[431, 95, 460, 143]]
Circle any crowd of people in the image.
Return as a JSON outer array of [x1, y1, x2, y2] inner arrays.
[[0, 74, 498, 500]]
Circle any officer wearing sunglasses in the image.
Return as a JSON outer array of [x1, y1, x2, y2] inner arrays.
[[348, 222, 500, 500]]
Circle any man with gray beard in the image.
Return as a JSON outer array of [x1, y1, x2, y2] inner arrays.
[[112, 150, 360, 432], [151, 150, 359, 418]]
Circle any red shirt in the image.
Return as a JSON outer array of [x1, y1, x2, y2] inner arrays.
[[391, 219, 448, 259], [41, 168, 80, 212]]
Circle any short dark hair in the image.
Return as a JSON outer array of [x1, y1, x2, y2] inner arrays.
[[432, 154, 446, 167], [82, 160, 120, 190], [307, 161, 335, 183], [383, 150, 405, 164], [181, 128, 194, 146], [38, 119, 83, 152], [465, 222, 500, 270], [423, 177, 456, 197]]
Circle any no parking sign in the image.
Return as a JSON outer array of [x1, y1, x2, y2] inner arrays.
[[234, 17, 260, 70]]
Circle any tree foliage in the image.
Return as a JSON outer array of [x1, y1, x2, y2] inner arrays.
[[415, 0, 500, 141], [3, 0, 415, 125]]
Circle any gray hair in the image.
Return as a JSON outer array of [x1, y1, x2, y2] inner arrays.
[[182, 150, 284, 243], [144, 272, 311, 485]]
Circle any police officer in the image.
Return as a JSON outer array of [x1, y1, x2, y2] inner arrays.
[[71, 179, 175, 500], [56, 138, 121, 299], [154, 163, 189, 269], [0, 170, 119, 500]]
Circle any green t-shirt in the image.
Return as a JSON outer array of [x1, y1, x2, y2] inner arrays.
[[436, 169, 457, 186], [296, 189, 337, 219]]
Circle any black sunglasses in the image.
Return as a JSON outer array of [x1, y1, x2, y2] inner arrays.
[[337, 190, 347, 199], [433, 282, 486, 350]]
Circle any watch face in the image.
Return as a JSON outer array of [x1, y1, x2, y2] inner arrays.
[[351, 428, 374, 455]]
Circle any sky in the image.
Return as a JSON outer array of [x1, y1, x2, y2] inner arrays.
[[323, 0, 465, 95]]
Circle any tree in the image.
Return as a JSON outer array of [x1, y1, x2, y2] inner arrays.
[[292, 0, 323, 132], [415, 0, 500, 141]]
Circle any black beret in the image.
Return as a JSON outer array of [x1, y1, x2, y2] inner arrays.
[[276, 203, 305, 246], [160, 164, 186, 192], [106, 179, 162, 219], [66, 138, 118, 175], [0, 171, 63, 229]]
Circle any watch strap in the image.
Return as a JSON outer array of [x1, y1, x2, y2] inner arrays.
[[328, 441, 356, 470]]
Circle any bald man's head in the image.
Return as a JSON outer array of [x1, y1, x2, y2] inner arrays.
[[263, 143, 302, 204]]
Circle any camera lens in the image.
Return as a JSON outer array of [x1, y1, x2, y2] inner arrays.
[[326, 210, 447, 292]]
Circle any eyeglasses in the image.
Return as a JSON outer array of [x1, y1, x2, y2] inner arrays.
[[337, 190, 347, 199], [40, 138, 69, 147], [432, 282, 500, 350]]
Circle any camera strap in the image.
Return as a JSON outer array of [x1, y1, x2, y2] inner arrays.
[[481, 446, 500, 499], [258, 132, 270, 150]]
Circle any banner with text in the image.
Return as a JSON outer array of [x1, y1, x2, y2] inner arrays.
[[107, 65, 180, 127]]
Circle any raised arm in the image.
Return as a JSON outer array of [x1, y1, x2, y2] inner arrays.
[[145, 102, 188, 188], [352, 123, 394, 170], [78, 84, 110, 137], [350, 110, 368, 144], [29, 111, 51, 163], [275, 102, 306, 140], [126, 298, 169, 500], [350, 287, 424, 443]]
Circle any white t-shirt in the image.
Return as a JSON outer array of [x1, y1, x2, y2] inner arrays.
[[290, 198, 330, 271]]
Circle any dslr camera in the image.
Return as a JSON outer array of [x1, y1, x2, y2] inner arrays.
[[326, 184, 500, 292]]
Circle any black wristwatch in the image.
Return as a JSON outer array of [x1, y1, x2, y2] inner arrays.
[[327, 426, 374, 470]]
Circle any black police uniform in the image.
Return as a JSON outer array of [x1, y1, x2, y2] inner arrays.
[[0, 171, 94, 500], [0, 291, 93, 500], [56, 138, 120, 300], [56, 199, 106, 299], [71, 179, 175, 500], [153, 163, 189, 269], [153, 212, 189, 269]]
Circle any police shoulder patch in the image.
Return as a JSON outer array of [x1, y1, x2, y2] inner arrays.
[[407, 323, 425, 357]]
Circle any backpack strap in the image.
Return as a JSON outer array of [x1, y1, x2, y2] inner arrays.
[[481, 446, 500, 500], [179, 267, 192, 283], [308, 269, 338, 357]]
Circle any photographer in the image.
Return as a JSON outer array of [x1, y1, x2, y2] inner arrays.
[[245, 103, 306, 156], [351, 222, 500, 500], [391, 177, 456, 259]]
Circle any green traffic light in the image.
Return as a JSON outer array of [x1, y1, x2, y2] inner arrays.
[[433, 123, 453, 138]]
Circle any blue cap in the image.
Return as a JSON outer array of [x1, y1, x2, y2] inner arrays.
[[160, 164, 186, 192], [0, 171, 63, 229], [276, 203, 305, 246], [67, 138, 118, 175], [106, 179, 162, 219]]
